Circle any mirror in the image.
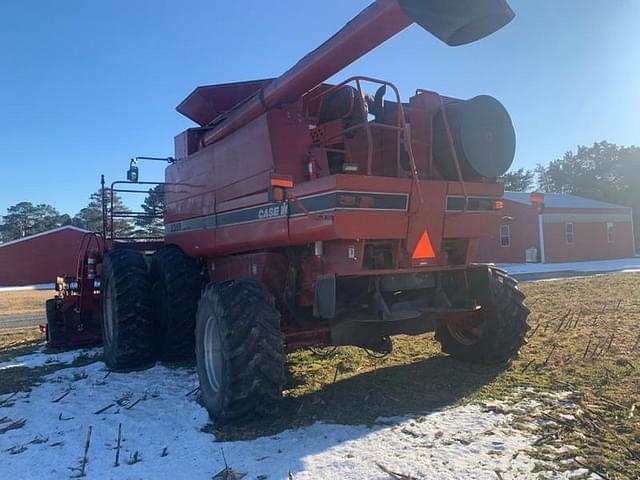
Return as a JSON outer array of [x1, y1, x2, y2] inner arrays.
[[127, 159, 139, 182]]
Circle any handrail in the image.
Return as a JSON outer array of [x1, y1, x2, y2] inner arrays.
[[307, 75, 423, 205], [73, 231, 105, 312], [354, 78, 374, 174], [415, 90, 469, 213], [437, 96, 468, 213], [108, 180, 168, 242]]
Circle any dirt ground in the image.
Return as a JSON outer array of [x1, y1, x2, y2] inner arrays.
[[1, 273, 639, 478]]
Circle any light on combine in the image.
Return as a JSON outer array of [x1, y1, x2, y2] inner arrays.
[[493, 200, 505, 210], [271, 186, 286, 202], [269, 174, 294, 202]]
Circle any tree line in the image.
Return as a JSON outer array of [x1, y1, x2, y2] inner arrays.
[[0, 185, 164, 242]]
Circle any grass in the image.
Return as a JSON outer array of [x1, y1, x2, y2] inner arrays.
[[1, 273, 639, 477], [0, 291, 52, 394], [490, 273, 640, 479], [0, 290, 54, 316], [0, 327, 44, 362]]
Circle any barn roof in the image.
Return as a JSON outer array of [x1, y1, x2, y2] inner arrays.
[[0, 226, 91, 249], [504, 192, 631, 211]]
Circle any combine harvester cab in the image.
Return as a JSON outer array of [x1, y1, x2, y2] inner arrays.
[[96, 0, 530, 424]]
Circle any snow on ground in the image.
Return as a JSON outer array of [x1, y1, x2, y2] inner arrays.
[[497, 257, 640, 277], [0, 283, 55, 292], [0, 355, 593, 479], [0, 347, 101, 371]]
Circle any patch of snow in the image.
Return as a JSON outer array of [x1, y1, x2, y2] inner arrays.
[[0, 347, 101, 371], [0, 283, 54, 292], [0, 355, 594, 479], [497, 257, 640, 277]]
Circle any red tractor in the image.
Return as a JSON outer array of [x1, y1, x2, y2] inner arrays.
[[75, 0, 531, 424], [44, 233, 104, 349]]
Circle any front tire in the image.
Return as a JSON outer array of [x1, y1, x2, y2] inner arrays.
[[435, 268, 530, 364], [45, 298, 61, 346], [101, 249, 154, 371], [195, 280, 285, 423]]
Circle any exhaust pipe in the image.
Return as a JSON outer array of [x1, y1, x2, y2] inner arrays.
[[202, 0, 514, 147]]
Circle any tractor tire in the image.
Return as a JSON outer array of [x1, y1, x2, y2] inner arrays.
[[150, 246, 201, 360], [435, 268, 529, 364], [45, 298, 61, 345], [195, 279, 285, 424], [101, 249, 155, 371]]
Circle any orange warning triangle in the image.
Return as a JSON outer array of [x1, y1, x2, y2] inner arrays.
[[412, 230, 436, 259]]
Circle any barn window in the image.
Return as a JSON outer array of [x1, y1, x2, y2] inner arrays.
[[607, 222, 614, 243], [500, 224, 511, 247], [565, 223, 574, 244]]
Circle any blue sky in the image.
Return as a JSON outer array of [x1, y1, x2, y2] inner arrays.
[[1, 1, 638, 215]]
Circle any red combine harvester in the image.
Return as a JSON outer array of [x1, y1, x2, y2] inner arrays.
[[50, 0, 531, 424]]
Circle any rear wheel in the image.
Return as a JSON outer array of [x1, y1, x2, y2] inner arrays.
[[101, 249, 154, 371], [150, 246, 201, 360], [45, 298, 62, 345], [435, 268, 529, 364], [195, 280, 285, 423]]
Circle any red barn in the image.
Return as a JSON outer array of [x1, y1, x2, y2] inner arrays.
[[476, 192, 636, 264], [0, 226, 91, 287]]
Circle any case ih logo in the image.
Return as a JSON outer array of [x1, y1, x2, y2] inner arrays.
[[258, 203, 289, 219]]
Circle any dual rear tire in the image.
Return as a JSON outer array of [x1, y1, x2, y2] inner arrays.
[[101, 247, 199, 370], [101, 250, 155, 370], [149, 246, 201, 360], [101, 248, 285, 423]]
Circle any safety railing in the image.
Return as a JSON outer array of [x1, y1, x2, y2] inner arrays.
[[415, 89, 469, 213], [306, 76, 423, 206], [102, 177, 167, 242]]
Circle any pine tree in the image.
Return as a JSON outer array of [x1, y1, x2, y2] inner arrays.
[[134, 185, 165, 238], [73, 189, 133, 238], [0, 202, 67, 241]]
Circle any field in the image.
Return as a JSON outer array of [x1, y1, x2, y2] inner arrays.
[[0, 289, 52, 329], [0, 289, 52, 315], [0, 289, 51, 362], [0, 273, 639, 478]]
